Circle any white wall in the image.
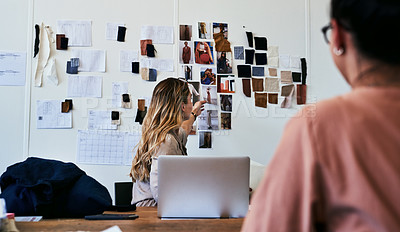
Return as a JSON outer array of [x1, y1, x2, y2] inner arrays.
[[0, 0, 350, 202]]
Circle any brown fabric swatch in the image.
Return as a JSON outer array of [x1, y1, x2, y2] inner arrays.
[[268, 93, 278, 104], [252, 78, 264, 92], [281, 71, 293, 84], [141, 68, 149, 81], [242, 78, 251, 97], [297, 84, 307, 105], [255, 92, 268, 108], [268, 68, 278, 77], [140, 39, 152, 55], [213, 32, 232, 52], [56, 34, 65, 50], [138, 99, 146, 111], [61, 101, 70, 113], [265, 78, 280, 92], [281, 84, 295, 97]]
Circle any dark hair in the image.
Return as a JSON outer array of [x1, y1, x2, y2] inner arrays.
[[331, 0, 400, 65]]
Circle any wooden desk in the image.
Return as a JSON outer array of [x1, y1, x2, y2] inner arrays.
[[15, 207, 244, 232]]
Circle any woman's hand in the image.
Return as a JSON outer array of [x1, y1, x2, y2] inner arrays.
[[192, 100, 206, 116]]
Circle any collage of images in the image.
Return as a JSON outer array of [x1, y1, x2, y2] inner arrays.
[[178, 22, 233, 149]]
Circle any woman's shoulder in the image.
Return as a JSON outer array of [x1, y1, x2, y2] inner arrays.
[[154, 129, 187, 157]]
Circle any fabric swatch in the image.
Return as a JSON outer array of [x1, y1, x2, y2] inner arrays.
[[245, 49, 255, 64], [138, 99, 146, 111], [66, 61, 78, 74], [61, 101, 70, 113], [281, 85, 295, 108], [254, 37, 268, 51], [146, 44, 156, 57], [141, 67, 149, 81], [140, 40, 152, 55], [252, 66, 264, 77], [268, 93, 278, 104], [237, 65, 251, 78], [279, 54, 290, 68], [255, 53, 267, 65], [56, 34, 65, 50], [132, 62, 139, 74], [268, 46, 279, 57], [268, 68, 277, 77], [60, 37, 69, 50], [242, 78, 251, 97], [34, 24, 40, 57], [111, 111, 120, 120], [281, 84, 295, 97], [290, 56, 301, 69], [292, 72, 302, 82], [267, 57, 279, 67], [135, 107, 147, 125], [265, 78, 280, 92], [234, 46, 244, 60], [281, 71, 293, 84], [255, 92, 268, 108], [149, 68, 157, 81], [297, 84, 307, 105], [246, 31, 253, 47], [301, 58, 307, 85], [252, 78, 264, 92], [117, 26, 127, 42]]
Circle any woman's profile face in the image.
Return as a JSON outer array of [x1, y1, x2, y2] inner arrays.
[[182, 94, 193, 120]]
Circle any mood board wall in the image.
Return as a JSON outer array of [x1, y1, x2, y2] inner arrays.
[[0, 0, 351, 201]]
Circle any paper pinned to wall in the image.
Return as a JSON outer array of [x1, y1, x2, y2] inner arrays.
[[36, 100, 72, 129], [120, 50, 138, 72], [88, 110, 118, 130], [106, 22, 125, 40], [140, 58, 174, 72], [67, 75, 102, 98], [141, 26, 174, 44], [77, 130, 141, 165], [112, 82, 129, 107], [71, 50, 106, 72], [57, 20, 92, 47], [0, 51, 26, 86]]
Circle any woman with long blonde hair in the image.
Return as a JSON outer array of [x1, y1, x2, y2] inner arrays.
[[130, 78, 205, 206]]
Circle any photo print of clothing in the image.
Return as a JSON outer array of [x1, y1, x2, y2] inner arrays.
[[180, 65, 193, 81], [220, 113, 231, 130], [194, 41, 214, 64], [198, 22, 211, 39], [213, 22, 231, 52], [188, 81, 200, 105], [201, 85, 218, 106], [217, 52, 232, 74], [199, 131, 212, 149], [200, 67, 216, 85], [198, 110, 219, 130], [179, 25, 192, 41], [179, 41, 193, 64], [217, 75, 235, 93], [220, 94, 232, 112]]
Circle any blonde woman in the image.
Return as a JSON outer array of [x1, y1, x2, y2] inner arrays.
[[130, 78, 206, 207]]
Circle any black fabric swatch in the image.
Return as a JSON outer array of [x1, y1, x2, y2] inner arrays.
[[146, 44, 155, 57], [34, 24, 40, 58], [254, 37, 268, 50], [66, 61, 78, 74], [237, 65, 251, 78], [292, 72, 302, 82], [255, 53, 267, 65], [149, 69, 157, 81], [122, 94, 130, 102], [135, 107, 147, 125], [117, 26, 126, 42], [111, 111, 119, 120], [245, 49, 255, 64], [60, 37, 69, 50], [252, 67, 264, 77], [301, 58, 307, 84], [246, 31, 253, 48], [132, 62, 139, 74]]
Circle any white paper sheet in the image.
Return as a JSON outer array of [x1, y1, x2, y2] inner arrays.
[[0, 51, 26, 86], [120, 50, 138, 72], [88, 110, 117, 130], [141, 26, 174, 44], [106, 22, 125, 40], [36, 100, 72, 129], [140, 58, 174, 72], [77, 130, 141, 165], [71, 50, 106, 72], [290, 56, 301, 69], [279, 54, 290, 69], [67, 75, 102, 98], [57, 20, 92, 47], [112, 82, 129, 107]]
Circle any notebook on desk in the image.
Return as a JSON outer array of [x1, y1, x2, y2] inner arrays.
[[157, 156, 250, 218]]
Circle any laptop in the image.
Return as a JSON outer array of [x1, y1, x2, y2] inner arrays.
[[157, 156, 250, 218]]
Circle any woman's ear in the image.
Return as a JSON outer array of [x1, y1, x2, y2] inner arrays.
[[181, 102, 186, 112], [330, 19, 346, 54]]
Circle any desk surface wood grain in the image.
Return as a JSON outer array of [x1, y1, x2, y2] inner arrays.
[[15, 207, 244, 232]]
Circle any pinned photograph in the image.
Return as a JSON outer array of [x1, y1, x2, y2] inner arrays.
[[181, 65, 192, 81], [179, 41, 193, 64], [220, 94, 232, 112], [198, 22, 211, 39], [179, 25, 192, 41], [194, 41, 214, 64], [221, 113, 231, 130], [217, 75, 235, 93], [200, 67, 216, 85], [199, 131, 212, 149], [217, 52, 232, 73], [202, 85, 218, 106], [213, 23, 228, 39], [188, 81, 200, 105], [198, 110, 219, 130]]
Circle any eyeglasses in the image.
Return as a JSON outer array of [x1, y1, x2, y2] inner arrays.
[[321, 23, 333, 44]]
